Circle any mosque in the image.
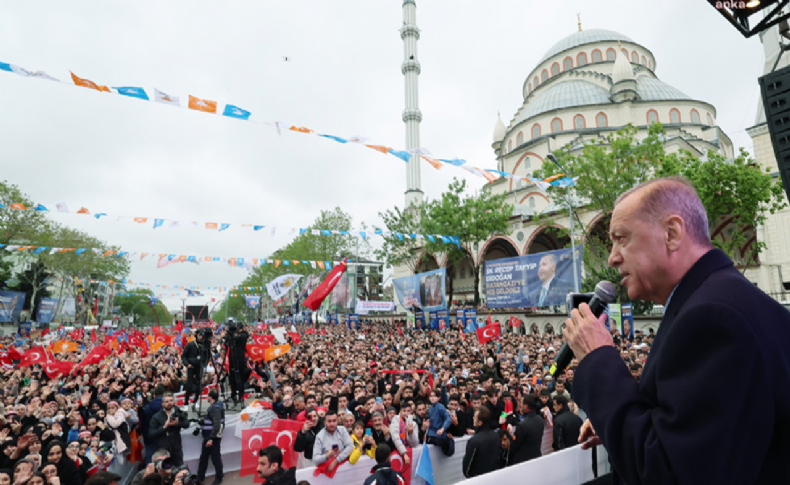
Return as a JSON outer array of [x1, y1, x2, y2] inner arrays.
[[410, 24, 744, 306]]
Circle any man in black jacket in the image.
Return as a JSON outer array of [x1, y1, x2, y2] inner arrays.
[[148, 393, 190, 466], [511, 396, 543, 464], [567, 177, 790, 484], [257, 445, 296, 485], [181, 331, 204, 411], [363, 444, 405, 485], [551, 395, 581, 451], [293, 408, 322, 462], [462, 407, 500, 478]]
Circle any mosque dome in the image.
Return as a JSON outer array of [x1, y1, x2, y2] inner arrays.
[[538, 29, 636, 65], [611, 49, 634, 84], [516, 80, 611, 124], [493, 112, 506, 142]]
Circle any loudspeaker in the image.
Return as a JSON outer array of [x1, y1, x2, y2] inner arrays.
[[759, 64, 790, 203]]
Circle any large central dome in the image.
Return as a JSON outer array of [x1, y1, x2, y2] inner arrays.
[[538, 29, 635, 65]]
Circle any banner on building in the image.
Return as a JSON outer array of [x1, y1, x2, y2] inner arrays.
[[36, 298, 59, 324], [61, 298, 76, 318], [483, 247, 582, 309], [356, 300, 396, 314], [621, 303, 634, 340], [464, 309, 478, 333], [0, 291, 26, 323], [329, 270, 353, 310], [436, 310, 449, 331], [245, 296, 261, 309], [607, 303, 621, 332], [328, 312, 338, 326], [347, 314, 359, 330], [17, 321, 31, 339], [456, 309, 465, 327], [415, 312, 425, 330], [393, 268, 446, 312]]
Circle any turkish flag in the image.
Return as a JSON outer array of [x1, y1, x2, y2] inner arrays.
[[476, 323, 501, 345], [271, 418, 303, 434], [287, 332, 302, 345], [154, 333, 174, 347], [44, 360, 76, 379], [271, 426, 298, 469], [486, 313, 493, 325], [389, 448, 412, 485], [241, 428, 276, 479], [77, 345, 112, 369], [264, 344, 291, 362], [246, 343, 270, 362], [70, 328, 84, 341], [5, 348, 21, 361], [509, 316, 522, 327], [253, 334, 274, 346], [314, 459, 347, 478], [302, 259, 348, 311], [20, 346, 48, 367], [129, 334, 146, 348]]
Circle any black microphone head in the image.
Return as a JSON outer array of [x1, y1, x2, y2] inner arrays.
[[593, 281, 617, 304]]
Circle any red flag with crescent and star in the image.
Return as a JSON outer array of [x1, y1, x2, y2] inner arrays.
[[269, 419, 300, 469], [476, 323, 501, 345], [245, 343, 270, 362], [44, 360, 76, 379], [76, 344, 112, 370], [302, 258, 348, 311], [389, 448, 411, 485], [19, 346, 48, 367], [240, 428, 276, 480]]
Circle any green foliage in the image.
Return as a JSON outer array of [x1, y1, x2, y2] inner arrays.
[[114, 288, 172, 326], [6, 261, 52, 313], [375, 205, 423, 272], [0, 181, 49, 246]]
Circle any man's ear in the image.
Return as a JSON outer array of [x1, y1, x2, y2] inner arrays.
[[665, 215, 684, 251]]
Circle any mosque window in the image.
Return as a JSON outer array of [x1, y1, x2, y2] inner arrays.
[[707, 112, 715, 126], [523, 156, 531, 169], [606, 48, 616, 61], [529, 197, 536, 209], [541, 70, 549, 82], [631, 51, 639, 64], [670, 108, 681, 124], [641, 55, 647, 66], [551, 118, 563, 133], [517, 132, 524, 146], [527, 82, 532, 94], [563, 57, 573, 71], [691, 109, 701, 124], [621, 49, 629, 58], [574, 114, 586, 130], [531, 123, 541, 139], [577, 52, 587, 66], [534, 76, 540, 88], [647, 110, 659, 124], [551, 63, 560, 76], [592, 49, 603, 63], [596, 112, 608, 128]]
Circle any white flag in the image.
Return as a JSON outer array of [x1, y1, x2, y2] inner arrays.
[[154, 88, 180, 106], [265, 274, 302, 301], [55, 202, 69, 213], [271, 326, 287, 345]]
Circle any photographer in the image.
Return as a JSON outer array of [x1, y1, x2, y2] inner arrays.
[[181, 331, 205, 412], [196, 391, 224, 485], [148, 394, 189, 466], [223, 322, 250, 406]]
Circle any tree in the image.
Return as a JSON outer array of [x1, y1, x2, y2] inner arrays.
[[114, 288, 172, 326], [0, 181, 49, 246], [421, 178, 512, 306], [533, 123, 786, 313], [375, 205, 424, 273], [6, 261, 52, 318]]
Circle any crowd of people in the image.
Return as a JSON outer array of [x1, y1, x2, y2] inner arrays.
[[0, 309, 652, 485]]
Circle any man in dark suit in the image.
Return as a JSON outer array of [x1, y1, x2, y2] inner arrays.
[[551, 395, 582, 451], [462, 407, 500, 478], [566, 177, 790, 484], [528, 253, 573, 306], [511, 396, 543, 464]]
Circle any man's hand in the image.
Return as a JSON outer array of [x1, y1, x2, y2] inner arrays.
[[578, 419, 602, 450], [436, 428, 444, 436], [404, 453, 410, 465], [325, 448, 339, 460], [206, 440, 213, 448], [564, 303, 613, 361]]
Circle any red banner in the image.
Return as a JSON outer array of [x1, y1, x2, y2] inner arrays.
[[302, 259, 348, 311]]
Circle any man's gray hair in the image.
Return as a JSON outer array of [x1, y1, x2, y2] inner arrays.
[[615, 176, 712, 247], [152, 449, 170, 461]]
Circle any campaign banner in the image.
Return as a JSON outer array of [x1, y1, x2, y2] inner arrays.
[[347, 314, 359, 330], [437, 310, 449, 331], [245, 296, 260, 308], [464, 309, 478, 333], [621, 303, 634, 340], [36, 298, 59, 324], [285, 316, 293, 326], [608, 303, 621, 332], [265, 274, 302, 301], [393, 268, 446, 312], [17, 322, 31, 339], [328, 312, 338, 326], [415, 313, 425, 330], [61, 298, 76, 318], [456, 309, 465, 327], [0, 291, 26, 323], [356, 300, 396, 314], [483, 247, 582, 308], [329, 271, 353, 310]]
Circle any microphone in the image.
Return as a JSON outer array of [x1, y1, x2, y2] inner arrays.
[[549, 281, 617, 377]]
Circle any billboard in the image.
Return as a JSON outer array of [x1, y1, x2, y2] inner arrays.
[[36, 298, 59, 324], [0, 291, 26, 323], [483, 247, 582, 308], [330, 271, 353, 310], [621, 303, 634, 340], [393, 268, 446, 312]]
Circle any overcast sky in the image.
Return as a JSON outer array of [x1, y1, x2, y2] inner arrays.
[[0, 0, 766, 311]]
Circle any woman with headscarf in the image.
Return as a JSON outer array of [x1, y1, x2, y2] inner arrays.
[[0, 468, 13, 485], [43, 442, 81, 485], [64, 442, 90, 485], [104, 402, 130, 457]]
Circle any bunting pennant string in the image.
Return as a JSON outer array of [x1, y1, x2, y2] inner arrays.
[[0, 60, 575, 190], [0, 202, 461, 245], [0, 243, 343, 270]]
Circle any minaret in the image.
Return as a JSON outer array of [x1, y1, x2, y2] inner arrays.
[[401, 0, 423, 208]]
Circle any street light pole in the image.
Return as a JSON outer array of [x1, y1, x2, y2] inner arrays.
[[546, 153, 580, 293]]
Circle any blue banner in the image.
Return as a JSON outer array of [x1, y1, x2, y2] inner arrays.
[[0, 291, 25, 323], [348, 314, 359, 330], [36, 298, 58, 324], [17, 321, 31, 339], [393, 268, 446, 312], [415, 312, 425, 330], [483, 247, 582, 308], [464, 309, 478, 333], [621, 303, 634, 340], [455, 309, 465, 328], [437, 310, 449, 332], [245, 296, 260, 308], [328, 312, 338, 326]]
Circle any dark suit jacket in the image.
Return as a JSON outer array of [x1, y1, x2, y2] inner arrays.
[[462, 427, 501, 478], [575, 249, 790, 484], [512, 411, 544, 464], [529, 278, 573, 306], [552, 408, 582, 451]]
